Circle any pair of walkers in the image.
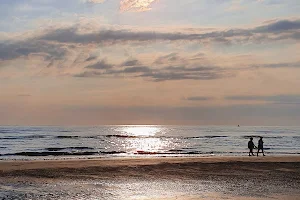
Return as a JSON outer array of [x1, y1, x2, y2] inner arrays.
[[248, 137, 265, 156]]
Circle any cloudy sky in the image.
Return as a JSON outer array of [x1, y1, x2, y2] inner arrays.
[[1, 0, 300, 125]]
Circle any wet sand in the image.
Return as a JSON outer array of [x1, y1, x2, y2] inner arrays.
[[1, 156, 300, 199]]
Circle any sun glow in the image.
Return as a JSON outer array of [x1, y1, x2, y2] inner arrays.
[[118, 125, 162, 137], [115, 126, 170, 154], [120, 0, 158, 12]]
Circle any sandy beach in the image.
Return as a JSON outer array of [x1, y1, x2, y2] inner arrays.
[[1, 156, 300, 199]]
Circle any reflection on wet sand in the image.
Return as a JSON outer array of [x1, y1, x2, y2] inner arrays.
[[1, 157, 300, 199], [1, 177, 299, 200]]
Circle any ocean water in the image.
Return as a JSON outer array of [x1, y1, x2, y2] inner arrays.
[[0, 125, 300, 160]]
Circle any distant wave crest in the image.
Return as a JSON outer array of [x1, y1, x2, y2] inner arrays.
[[2, 151, 126, 157]]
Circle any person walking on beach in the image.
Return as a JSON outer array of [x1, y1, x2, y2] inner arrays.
[[248, 137, 256, 156], [257, 137, 265, 156]]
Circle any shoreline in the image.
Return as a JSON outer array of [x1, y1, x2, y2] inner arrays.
[[1, 155, 300, 172]]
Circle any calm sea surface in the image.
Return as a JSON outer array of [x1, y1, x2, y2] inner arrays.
[[1, 126, 299, 160]]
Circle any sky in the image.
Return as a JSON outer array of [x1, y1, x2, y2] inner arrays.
[[0, 0, 300, 125]]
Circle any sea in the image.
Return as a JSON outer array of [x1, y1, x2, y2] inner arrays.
[[1, 125, 300, 160]]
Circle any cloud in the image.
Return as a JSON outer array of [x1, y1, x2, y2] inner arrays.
[[226, 94, 300, 104], [126, 65, 229, 81], [165, 66, 219, 72], [120, 0, 158, 12], [139, 71, 225, 81], [35, 19, 300, 46], [71, 52, 234, 81], [75, 55, 232, 82], [38, 27, 194, 44], [122, 66, 151, 73], [85, 55, 98, 61], [258, 61, 300, 68], [73, 56, 300, 81], [86, 59, 114, 69], [74, 70, 103, 77], [186, 96, 214, 101], [255, 20, 300, 33], [0, 40, 67, 61], [84, 0, 107, 3], [1, 19, 300, 80], [84, 0, 158, 12], [154, 53, 182, 65], [121, 59, 140, 66]]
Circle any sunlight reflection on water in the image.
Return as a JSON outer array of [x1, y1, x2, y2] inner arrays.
[[126, 138, 168, 153], [116, 125, 163, 137], [114, 126, 172, 154]]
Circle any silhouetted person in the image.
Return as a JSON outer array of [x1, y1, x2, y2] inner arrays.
[[248, 137, 256, 156], [257, 137, 265, 156]]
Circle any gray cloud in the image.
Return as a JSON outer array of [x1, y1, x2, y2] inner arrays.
[[86, 59, 114, 69], [165, 66, 219, 72], [121, 59, 140, 66], [38, 28, 194, 44], [226, 94, 300, 104], [37, 19, 300, 45], [138, 70, 226, 81], [1, 19, 299, 63], [74, 70, 103, 77], [1, 19, 300, 80], [76, 60, 231, 81], [85, 55, 98, 62], [255, 20, 300, 33], [258, 61, 300, 68], [0, 40, 67, 61], [154, 65, 229, 81], [104, 66, 152, 74], [154, 53, 181, 64], [74, 54, 231, 82], [122, 66, 151, 73], [186, 96, 214, 101]]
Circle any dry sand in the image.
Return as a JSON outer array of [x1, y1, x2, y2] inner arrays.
[[1, 156, 300, 199]]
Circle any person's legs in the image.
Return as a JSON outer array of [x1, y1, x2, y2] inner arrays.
[[257, 148, 260, 156], [262, 149, 265, 156], [251, 148, 254, 156]]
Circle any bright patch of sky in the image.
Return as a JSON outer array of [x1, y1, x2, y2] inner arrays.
[[1, 0, 300, 32]]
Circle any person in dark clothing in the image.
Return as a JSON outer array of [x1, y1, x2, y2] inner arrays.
[[248, 137, 256, 156], [257, 136, 265, 156]]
